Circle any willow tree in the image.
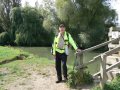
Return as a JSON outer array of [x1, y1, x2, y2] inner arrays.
[[0, 0, 21, 32], [37, 0, 59, 33], [55, 0, 117, 48], [10, 6, 52, 46]]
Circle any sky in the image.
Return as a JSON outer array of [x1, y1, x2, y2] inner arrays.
[[21, 0, 43, 7], [110, 0, 120, 25], [21, 0, 120, 24]]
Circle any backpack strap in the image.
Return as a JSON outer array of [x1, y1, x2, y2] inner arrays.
[[65, 32, 70, 46]]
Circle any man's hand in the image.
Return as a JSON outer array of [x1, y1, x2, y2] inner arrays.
[[53, 55, 56, 59], [76, 49, 82, 53]]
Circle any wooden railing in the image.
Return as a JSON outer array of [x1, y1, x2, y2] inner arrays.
[[77, 36, 120, 89]]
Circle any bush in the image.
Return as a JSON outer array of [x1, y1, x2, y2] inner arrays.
[[104, 75, 120, 90], [91, 75, 120, 90], [0, 32, 10, 45], [67, 69, 93, 88], [91, 86, 101, 90]]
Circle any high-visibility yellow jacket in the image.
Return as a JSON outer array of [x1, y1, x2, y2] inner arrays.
[[52, 31, 78, 55]]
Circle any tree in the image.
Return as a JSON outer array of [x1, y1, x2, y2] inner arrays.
[[38, 0, 60, 33], [0, 26, 4, 33], [0, 0, 21, 32], [55, 0, 117, 48], [10, 6, 52, 46]]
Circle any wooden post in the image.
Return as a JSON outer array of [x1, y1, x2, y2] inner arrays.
[[79, 52, 83, 67], [100, 54, 107, 89], [78, 52, 84, 76]]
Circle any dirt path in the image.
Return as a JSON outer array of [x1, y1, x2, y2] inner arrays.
[[5, 66, 70, 90]]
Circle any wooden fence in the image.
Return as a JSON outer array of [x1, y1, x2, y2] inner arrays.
[[77, 36, 120, 89]]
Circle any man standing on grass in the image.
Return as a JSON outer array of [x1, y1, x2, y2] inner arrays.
[[52, 24, 81, 83]]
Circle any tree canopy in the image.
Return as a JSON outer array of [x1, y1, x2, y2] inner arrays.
[[0, 0, 21, 32], [0, 0, 118, 48], [10, 6, 53, 46], [55, 0, 117, 48]]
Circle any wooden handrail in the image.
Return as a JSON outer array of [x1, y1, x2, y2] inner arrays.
[[82, 54, 101, 66], [76, 35, 120, 89], [82, 37, 120, 53], [103, 46, 120, 56], [81, 46, 120, 66], [92, 46, 120, 82], [93, 61, 120, 77]]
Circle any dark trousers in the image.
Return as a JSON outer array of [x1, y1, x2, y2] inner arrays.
[[55, 51, 67, 80]]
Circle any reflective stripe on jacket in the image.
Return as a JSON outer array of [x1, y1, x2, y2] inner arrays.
[[52, 31, 78, 55]]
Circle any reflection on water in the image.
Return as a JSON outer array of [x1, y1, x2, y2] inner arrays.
[[15, 47, 102, 74]]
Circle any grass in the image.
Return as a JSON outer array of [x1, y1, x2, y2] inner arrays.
[[0, 46, 29, 62], [0, 46, 75, 90], [0, 46, 54, 90], [0, 46, 20, 60]]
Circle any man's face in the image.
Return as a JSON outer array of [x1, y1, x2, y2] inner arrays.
[[59, 27, 65, 33]]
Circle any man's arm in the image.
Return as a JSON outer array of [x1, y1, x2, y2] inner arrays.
[[68, 34, 78, 50]]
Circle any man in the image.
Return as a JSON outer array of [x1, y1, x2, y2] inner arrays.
[[52, 24, 81, 83]]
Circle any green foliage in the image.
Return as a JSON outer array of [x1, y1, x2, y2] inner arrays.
[[0, 26, 4, 33], [55, 0, 117, 48], [83, 71, 94, 84], [39, 0, 59, 33], [104, 75, 120, 90], [0, 0, 117, 47], [67, 69, 93, 88], [0, 46, 54, 89], [0, 32, 10, 45], [91, 86, 101, 90], [92, 75, 120, 90], [0, 46, 22, 62], [10, 7, 54, 46], [0, 0, 21, 32]]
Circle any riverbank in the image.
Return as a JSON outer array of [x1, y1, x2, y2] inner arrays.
[[0, 46, 97, 90], [0, 46, 70, 90], [14, 46, 102, 74]]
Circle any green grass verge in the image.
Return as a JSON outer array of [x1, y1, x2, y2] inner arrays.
[[0, 46, 54, 90], [0, 46, 75, 90], [0, 46, 29, 62]]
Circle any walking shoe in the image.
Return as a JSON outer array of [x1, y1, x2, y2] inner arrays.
[[56, 80, 62, 83]]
